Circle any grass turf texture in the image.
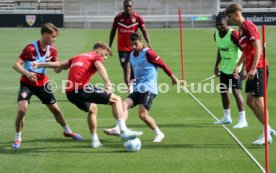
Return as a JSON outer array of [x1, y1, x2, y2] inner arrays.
[[0, 27, 275, 173]]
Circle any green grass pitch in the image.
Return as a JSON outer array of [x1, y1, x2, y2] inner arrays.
[[0, 27, 275, 173]]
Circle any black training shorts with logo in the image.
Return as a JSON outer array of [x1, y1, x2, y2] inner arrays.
[[245, 67, 269, 97], [66, 85, 111, 112], [127, 92, 156, 111]]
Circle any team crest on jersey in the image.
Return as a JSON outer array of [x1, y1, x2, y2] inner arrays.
[[132, 18, 136, 23], [26, 15, 36, 27]]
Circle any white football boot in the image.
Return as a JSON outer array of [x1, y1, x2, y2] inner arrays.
[[233, 121, 248, 129], [153, 133, 165, 143], [214, 117, 232, 125], [252, 134, 272, 145]]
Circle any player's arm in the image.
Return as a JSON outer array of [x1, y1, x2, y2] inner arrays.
[[233, 53, 246, 79], [33, 60, 70, 73], [140, 26, 151, 49], [146, 50, 178, 85], [12, 58, 37, 82], [248, 39, 262, 81], [214, 50, 221, 77], [94, 61, 112, 93], [109, 18, 118, 48]]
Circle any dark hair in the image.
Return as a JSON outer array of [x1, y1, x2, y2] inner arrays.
[[130, 32, 142, 42], [224, 3, 242, 15], [123, 0, 132, 5], [40, 22, 59, 35], [216, 13, 227, 22], [93, 42, 113, 56]]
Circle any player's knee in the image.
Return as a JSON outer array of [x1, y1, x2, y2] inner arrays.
[[111, 94, 122, 104], [138, 110, 148, 120], [88, 104, 97, 114], [17, 108, 26, 116]]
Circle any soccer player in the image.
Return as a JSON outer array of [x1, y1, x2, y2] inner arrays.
[[109, 0, 151, 86], [104, 32, 178, 142], [213, 13, 248, 128], [11, 23, 82, 149], [225, 3, 276, 145], [35, 42, 143, 148]]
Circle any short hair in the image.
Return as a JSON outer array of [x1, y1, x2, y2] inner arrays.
[[41, 22, 59, 35], [130, 32, 142, 42], [123, 0, 132, 5], [224, 3, 242, 15], [93, 42, 113, 56], [216, 13, 227, 22]]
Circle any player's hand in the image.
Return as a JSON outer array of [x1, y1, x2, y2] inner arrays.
[[26, 72, 37, 82], [32, 62, 39, 69], [105, 82, 112, 94], [233, 66, 240, 79], [148, 43, 152, 49], [248, 68, 256, 81], [171, 74, 178, 85], [214, 66, 220, 77], [241, 68, 247, 80]]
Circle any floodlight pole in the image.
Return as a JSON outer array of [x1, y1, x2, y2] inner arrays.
[[262, 24, 269, 173]]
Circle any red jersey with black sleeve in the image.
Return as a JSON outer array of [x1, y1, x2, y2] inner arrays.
[[19, 40, 57, 87], [145, 49, 173, 76], [112, 12, 145, 51], [65, 52, 104, 92], [239, 20, 268, 71]]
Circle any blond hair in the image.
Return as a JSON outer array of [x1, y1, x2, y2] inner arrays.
[[93, 42, 113, 56], [224, 3, 242, 15]]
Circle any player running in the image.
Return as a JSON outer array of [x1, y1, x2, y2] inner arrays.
[[34, 42, 143, 148], [213, 13, 247, 128], [11, 23, 82, 149], [104, 32, 178, 142], [109, 0, 151, 86]]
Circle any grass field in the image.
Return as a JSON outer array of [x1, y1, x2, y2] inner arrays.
[[0, 27, 275, 173]]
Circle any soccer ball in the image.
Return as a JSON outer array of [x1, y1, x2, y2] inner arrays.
[[123, 137, 142, 152]]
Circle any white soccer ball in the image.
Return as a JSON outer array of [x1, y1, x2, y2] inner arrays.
[[123, 137, 142, 152]]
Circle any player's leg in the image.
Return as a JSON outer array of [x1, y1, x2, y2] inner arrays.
[[138, 92, 164, 142], [12, 83, 32, 149], [231, 75, 247, 128], [103, 95, 135, 136], [246, 68, 274, 145], [37, 83, 82, 140], [232, 88, 247, 128], [118, 51, 131, 85], [214, 72, 232, 124], [87, 103, 103, 148]]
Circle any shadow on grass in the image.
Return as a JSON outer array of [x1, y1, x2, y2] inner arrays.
[[127, 122, 219, 129]]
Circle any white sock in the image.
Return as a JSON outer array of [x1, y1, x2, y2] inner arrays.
[[91, 133, 99, 141], [224, 109, 231, 119], [63, 125, 72, 134], [117, 119, 127, 131], [114, 124, 120, 131], [239, 111, 246, 122], [153, 127, 162, 135], [15, 132, 22, 141]]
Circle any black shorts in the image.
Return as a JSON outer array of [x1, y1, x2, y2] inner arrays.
[[118, 51, 131, 66], [17, 82, 56, 104], [245, 67, 269, 97], [128, 92, 156, 111], [219, 71, 242, 92], [66, 85, 112, 112]]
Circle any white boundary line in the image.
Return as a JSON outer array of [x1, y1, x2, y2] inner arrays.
[[186, 75, 216, 88], [183, 87, 265, 173]]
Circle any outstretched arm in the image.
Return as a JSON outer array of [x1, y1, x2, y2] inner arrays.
[[94, 61, 112, 93], [109, 26, 117, 48], [33, 60, 70, 73], [146, 50, 178, 85]]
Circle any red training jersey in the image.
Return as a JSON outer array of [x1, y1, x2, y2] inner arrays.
[[19, 40, 57, 87], [112, 12, 145, 51], [65, 52, 104, 92], [239, 20, 268, 71]]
